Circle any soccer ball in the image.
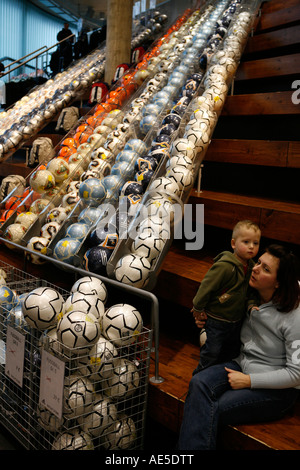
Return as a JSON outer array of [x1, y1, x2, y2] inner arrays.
[[53, 238, 81, 265], [26, 236, 49, 264], [37, 404, 66, 433], [102, 415, 137, 450], [40, 221, 61, 240], [124, 138, 147, 156], [101, 303, 143, 347], [77, 394, 117, 437], [63, 373, 95, 419], [46, 206, 70, 224], [64, 291, 105, 321], [77, 335, 118, 380], [166, 154, 194, 171], [115, 254, 151, 289], [65, 222, 90, 242], [79, 178, 106, 207], [83, 245, 112, 275], [61, 191, 80, 208], [120, 181, 144, 197], [71, 276, 108, 305], [15, 211, 38, 230], [170, 138, 196, 160], [89, 222, 119, 250], [3, 223, 27, 247], [52, 431, 94, 450], [5, 300, 29, 333], [131, 228, 165, 264], [144, 193, 177, 222], [21, 287, 64, 330], [39, 326, 64, 357], [148, 176, 180, 196], [0, 285, 17, 312], [46, 158, 70, 183], [102, 359, 140, 401], [77, 206, 103, 226], [29, 169, 56, 194], [166, 166, 194, 194], [136, 215, 171, 240], [57, 310, 101, 354]]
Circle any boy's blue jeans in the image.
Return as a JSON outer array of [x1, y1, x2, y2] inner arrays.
[[178, 361, 299, 450], [193, 316, 242, 374]]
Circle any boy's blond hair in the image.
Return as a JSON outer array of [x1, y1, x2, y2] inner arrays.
[[232, 220, 261, 240]]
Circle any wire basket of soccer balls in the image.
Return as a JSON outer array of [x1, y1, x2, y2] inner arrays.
[[0, 270, 152, 450]]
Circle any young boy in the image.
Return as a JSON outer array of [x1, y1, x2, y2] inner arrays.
[[192, 220, 261, 374]]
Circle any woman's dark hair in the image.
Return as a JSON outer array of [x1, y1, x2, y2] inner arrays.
[[266, 244, 300, 312]]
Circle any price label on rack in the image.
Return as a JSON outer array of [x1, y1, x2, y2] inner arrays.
[[5, 326, 25, 387], [39, 349, 65, 419]]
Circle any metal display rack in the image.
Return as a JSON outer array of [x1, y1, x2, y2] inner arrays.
[[0, 259, 152, 450]]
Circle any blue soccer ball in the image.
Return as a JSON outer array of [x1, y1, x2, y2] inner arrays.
[[65, 223, 90, 241], [0, 286, 17, 312], [83, 245, 112, 275], [77, 206, 103, 226], [79, 178, 106, 207], [89, 222, 119, 249], [124, 139, 148, 156], [53, 238, 81, 265]]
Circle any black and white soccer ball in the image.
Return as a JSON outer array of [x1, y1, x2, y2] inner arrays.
[[36, 404, 66, 433], [64, 291, 105, 321], [148, 176, 180, 196], [166, 165, 194, 194], [131, 228, 165, 264], [77, 335, 118, 380], [52, 430, 94, 450], [101, 303, 143, 347], [136, 215, 171, 240], [71, 276, 108, 305], [21, 287, 64, 330], [102, 358, 140, 401], [57, 310, 101, 354], [77, 394, 118, 437], [63, 373, 94, 419], [114, 254, 151, 289], [26, 236, 49, 265], [101, 415, 137, 450], [170, 138, 196, 160]]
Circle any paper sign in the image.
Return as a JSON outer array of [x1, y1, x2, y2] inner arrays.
[[5, 326, 25, 387], [39, 349, 65, 419]]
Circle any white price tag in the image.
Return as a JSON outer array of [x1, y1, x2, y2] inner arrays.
[[5, 326, 25, 387], [39, 349, 65, 419]]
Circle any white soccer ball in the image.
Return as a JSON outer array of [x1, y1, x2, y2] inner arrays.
[[63, 373, 94, 419], [29, 169, 56, 194], [57, 310, 101, 354], [40, 221, 61, 240], [26, 236, 49, 264], [170, 138, 196, 160], [52, 431, 94, 450], [148, 176, 180, 196], [64, 291, 105, 321], [103, 359, 140, 401], [37, 404, 66, 433], [136, 215, 171, 240], [101, 303, 143, 347], [46, 158, 70, 183], [77, 394, 117, 437], [131, 228, 165, 264], [184, 127, 210, 154], [77, 335, 118, 380], [71, 276, 108, 304], [15, 211, 38, 230], [166, 154, 194, 171], [115, 254, 151, 289], [21, 287, 64, 330], [102, 415, 137, 450]]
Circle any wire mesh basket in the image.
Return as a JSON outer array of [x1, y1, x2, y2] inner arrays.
[[0, 269, 152, 450]]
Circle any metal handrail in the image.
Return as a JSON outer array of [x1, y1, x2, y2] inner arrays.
[[0, 34, 76, 80], [1, 45, 47, 70]]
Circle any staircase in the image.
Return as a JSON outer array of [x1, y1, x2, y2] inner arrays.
[[148, 0, 300, 450]]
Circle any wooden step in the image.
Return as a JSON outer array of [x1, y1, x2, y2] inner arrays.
[[222, 90, 299, 115], [235, 53, 300, 81], [257, 2, 300, 32], [205, 139, 300, 168], [189, 189, 300, 245], [244, 24, 300, 56]]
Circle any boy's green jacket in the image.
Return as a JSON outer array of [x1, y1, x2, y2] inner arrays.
[[193, 251, 255, 322]]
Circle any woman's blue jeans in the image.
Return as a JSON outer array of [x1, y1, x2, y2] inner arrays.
[[178, 361, 299, 450]]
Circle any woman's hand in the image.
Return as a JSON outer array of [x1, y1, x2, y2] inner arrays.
[[191, 308, 207, 329], [225, 367, 251, 389]]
